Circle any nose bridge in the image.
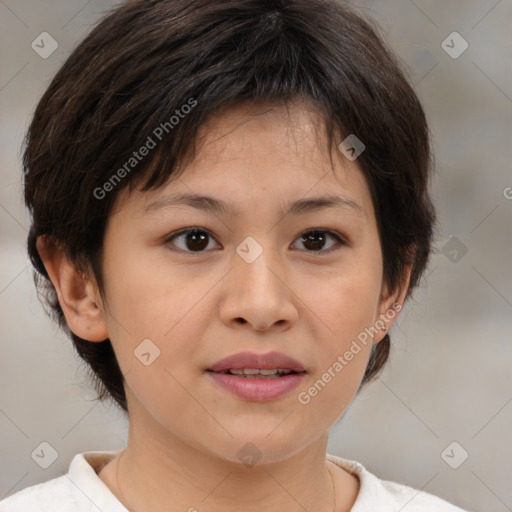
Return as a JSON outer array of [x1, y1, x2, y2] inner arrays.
[[220, 234, 298, 331], [234, 234, 284, 295]]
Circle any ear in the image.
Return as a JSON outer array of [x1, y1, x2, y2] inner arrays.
[[372, 263, 413, 344], [36, 235, 109, 342]]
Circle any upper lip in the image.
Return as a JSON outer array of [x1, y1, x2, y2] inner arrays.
[[208, 351, 306, 373]]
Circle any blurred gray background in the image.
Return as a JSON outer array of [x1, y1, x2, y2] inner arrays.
[[0, 1, 511, 511]]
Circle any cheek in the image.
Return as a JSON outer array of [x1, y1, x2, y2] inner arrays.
[[100, 245, 217, 376], [101, 243, 188, 333], [307, 259, 382, 340], [295, 273, 379, 418], [300, 253, 383, 400], [98, 249, 213, 431]]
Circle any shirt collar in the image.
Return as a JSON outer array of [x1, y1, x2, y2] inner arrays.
[[69, 450, 400, 512], [326, 453, 401, 511], [67, 451, 128, 512]]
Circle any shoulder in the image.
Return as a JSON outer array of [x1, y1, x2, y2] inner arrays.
[[0, 475, 75, 512], [326, 453, 470, 512], [378, 478, 469, 511], [0, 451, 123, 512]]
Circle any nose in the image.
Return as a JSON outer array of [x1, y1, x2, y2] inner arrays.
[[219, 244, 299, 333]]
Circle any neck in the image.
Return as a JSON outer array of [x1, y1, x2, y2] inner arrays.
[[114, 435, 336, 512], [98, 395, 359, 512]]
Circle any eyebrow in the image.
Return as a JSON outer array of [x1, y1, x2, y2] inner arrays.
[[142, 192, 366, 218]]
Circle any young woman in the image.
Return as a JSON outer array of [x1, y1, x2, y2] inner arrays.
[[1, 0, 469, 510]]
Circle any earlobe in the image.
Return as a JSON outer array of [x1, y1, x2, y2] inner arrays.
[[36, 235, 109, 342]]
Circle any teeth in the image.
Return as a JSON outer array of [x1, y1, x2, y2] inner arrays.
[[243, 374, 281, 379], [226, 368, 295, 376], [244, 368, 263, 375], [258, 369, 278, 376]]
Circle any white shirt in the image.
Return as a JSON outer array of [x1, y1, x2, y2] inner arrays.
[[0, 451, 469, 511]]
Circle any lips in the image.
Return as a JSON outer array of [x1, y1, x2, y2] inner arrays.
[[206, 351, 306, 401], [207, 351, 306, 374]]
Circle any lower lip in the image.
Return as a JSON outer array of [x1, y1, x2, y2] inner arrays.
[[207, 372, 306, 402]]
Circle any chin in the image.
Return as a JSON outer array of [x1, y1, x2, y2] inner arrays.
[[211, 427, 314, 467]]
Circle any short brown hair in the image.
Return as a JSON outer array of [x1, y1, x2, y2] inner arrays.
[[23, 0, 437, 413]]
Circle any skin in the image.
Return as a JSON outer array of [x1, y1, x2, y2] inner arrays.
[[38, 100, 411, 512]]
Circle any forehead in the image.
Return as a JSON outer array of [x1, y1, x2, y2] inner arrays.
[[116, 100, 374, 220], [191, 100, 334, 171]]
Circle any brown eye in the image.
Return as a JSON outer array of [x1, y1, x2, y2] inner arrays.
[[167, 227, 219, 253], [292, 229, 346, 254]]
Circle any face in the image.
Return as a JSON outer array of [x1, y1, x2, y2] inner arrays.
[[95, 101, 402, 465]]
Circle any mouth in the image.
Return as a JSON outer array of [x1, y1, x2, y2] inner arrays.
[[206, 351, 307, 401]]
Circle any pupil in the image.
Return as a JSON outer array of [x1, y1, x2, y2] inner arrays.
[[302, 231, 325, 251], [186, 229, 209, 251]]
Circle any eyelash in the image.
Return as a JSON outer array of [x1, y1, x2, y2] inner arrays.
[[164, 227, 348, 256]]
